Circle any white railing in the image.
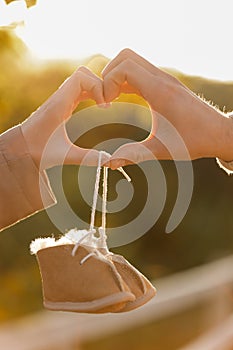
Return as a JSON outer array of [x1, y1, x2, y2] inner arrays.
[[180, 313, 233, 350], [0, 254, 233, 350]]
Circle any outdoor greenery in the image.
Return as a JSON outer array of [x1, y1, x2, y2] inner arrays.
[[0, 28, 232, 322]]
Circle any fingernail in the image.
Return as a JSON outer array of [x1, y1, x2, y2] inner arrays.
[[99, 103, 107, 109], [104, 102, 111, 108], [110, 160, 120, 170], [99, 102, 111, 109]]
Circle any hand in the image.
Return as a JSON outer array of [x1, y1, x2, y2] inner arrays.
[[102, 49, 232, 169], [21, 67, 110, 170]]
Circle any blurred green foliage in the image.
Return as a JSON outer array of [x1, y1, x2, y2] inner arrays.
[[0, 28, 232, 322]]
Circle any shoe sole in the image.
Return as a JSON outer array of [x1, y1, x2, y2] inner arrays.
[[44, 291, 135, 313], [116, 282, 156, 312]]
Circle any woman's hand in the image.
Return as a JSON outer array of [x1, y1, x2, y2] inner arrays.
[[102, 49, 232, 169], [21, 66, 110, 170]]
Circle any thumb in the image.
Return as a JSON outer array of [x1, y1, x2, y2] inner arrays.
[[109, 142, 155, 170], [64, 145, 111, 167]]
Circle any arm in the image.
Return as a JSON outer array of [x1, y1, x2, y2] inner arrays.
[[216, 114, 233, 174], [0, 125, 56, 231], [102, 49, 233, 171], [0, 67, 110, 231]]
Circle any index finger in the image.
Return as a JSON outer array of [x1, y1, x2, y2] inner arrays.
[[39, 67, 105, 124], [102, 48, 183, 87], [102, 48, 160, 78], [103, 58, 160, 104]]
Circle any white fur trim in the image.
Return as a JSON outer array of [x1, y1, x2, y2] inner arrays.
[[30, 237, 56, 254], [30, 227, 108, 254]]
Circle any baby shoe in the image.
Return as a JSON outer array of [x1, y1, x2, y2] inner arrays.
[[96, 228, 156, 312], [102, 252, 156, 312], [33, 242, 135, 313]]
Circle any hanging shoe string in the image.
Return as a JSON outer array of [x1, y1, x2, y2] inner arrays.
[[75, 160, 109, 263], [72, 151, 131, 259], [89, 151, 131, 234]]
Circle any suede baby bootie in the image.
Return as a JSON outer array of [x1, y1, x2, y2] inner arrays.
[[30, 152, 156, 314], [106, 253, 156, 312], [31, 238, 135, 313]]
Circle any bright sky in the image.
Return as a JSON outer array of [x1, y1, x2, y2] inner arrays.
[[1, 0, 233, 81]]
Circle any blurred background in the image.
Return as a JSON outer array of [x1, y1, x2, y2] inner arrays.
[[0, 0, 233, 349]]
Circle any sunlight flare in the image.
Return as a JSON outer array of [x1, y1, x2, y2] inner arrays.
[[6, 0, 233, 81]]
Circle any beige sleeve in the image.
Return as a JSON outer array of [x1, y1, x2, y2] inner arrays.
[[0, 125, 56, 231]]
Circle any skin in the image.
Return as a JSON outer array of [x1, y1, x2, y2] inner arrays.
[[20, 50, 233, 172], [21, 66, 110, 170], [102, 49, 233, 169]]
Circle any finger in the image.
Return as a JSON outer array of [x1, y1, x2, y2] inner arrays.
[[108, 141, 156, 170], [102, 48, 157, 77], [41, 67, 105, 123], [103, 58, 158, 103], [74, 67, 105, 106], [77, 66, 107, 106], [64, 145, 111, 166], [102, 48, 183, 87]]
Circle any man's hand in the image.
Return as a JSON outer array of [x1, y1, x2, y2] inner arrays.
[[102, 49, 230, 169]]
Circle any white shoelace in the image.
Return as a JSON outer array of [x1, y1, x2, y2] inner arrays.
[[71, 151, 131, 264]]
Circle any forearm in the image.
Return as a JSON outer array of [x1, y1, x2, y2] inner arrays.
[[216, 114, 233, 174], [0, 125, 56, 231], [160, 83, 232, 160], [180, 91, 233, 172]]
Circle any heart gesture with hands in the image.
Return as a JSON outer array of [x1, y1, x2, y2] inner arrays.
[[21, 49, 233, 171]]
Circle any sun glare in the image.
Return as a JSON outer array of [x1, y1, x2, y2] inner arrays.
[[8, 0, 233, 81], [16, 0, 88, 59], [0, 0, 27, 26]]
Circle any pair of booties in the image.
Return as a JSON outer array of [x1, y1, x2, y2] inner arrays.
[[30, 229, 156, 313]]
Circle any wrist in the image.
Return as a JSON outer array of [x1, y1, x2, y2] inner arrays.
[[217, 114, 233, 161], [164, 86, 229, 160], [216, 114, 233, 173]]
